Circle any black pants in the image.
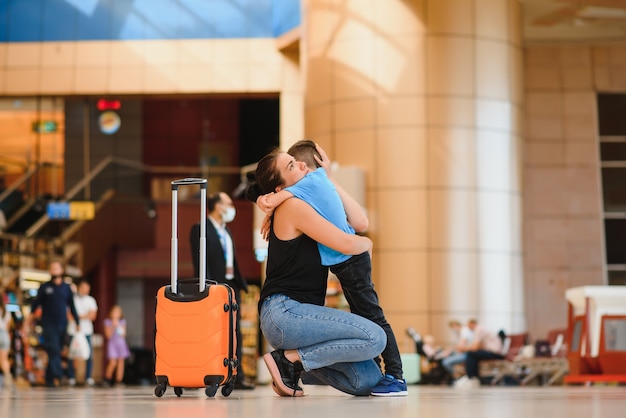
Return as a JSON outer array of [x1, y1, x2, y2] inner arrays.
[[331, 252, 403, 379], [42, 321, 67, 385], [465, 350, 505, 378]]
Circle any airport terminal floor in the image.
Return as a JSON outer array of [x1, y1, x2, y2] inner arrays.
[[1, 383, 625, 418]]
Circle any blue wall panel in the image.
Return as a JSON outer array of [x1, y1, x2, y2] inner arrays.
[[7, 0, 43, 42], [272, 0, 299, 36], [42, 0, 77, 41], [0, 0, 301, 42], [76, 0, 112, 41]]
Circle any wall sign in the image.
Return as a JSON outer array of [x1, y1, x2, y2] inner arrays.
[[31, 120, 58, 133], [98, 111, 121, 135]]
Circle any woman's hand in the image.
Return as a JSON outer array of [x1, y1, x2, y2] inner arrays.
[[260, 214, 271, 241]]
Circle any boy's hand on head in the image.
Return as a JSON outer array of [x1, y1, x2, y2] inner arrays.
[[314, 143, 332, 175]]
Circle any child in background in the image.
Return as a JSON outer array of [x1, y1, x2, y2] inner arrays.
[[422, 334, 453, 365], [256, 140, 407, 397], [103, 305, 130, 386]]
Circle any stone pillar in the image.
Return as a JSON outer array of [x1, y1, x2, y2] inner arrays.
[[302, 0, 524, 346]]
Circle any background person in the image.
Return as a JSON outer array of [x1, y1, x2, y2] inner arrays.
[[103, 305, 130, 386], [189, 191, 252, 390], [68, 280, 98, 385], [0, 292, 13, 388], [454, 319, 504, 388], [441, 319, 475, 380], [28, 260, 79, 387]]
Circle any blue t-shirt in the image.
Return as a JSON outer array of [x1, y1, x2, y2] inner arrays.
[[285, 168, 354, 266]]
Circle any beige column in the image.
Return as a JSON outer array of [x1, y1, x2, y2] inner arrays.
[[302, 0, 524, 346]]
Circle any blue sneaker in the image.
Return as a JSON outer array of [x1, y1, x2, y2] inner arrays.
[[371, 374, 408, 397]]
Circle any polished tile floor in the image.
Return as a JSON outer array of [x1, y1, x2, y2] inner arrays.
[[1, 383, 625, 418]]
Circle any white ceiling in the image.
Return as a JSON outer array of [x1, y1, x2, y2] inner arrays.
[[523, 0, 626, 42]]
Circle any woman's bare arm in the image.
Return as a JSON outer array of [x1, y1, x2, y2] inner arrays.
[[274, 198, 372, 256]]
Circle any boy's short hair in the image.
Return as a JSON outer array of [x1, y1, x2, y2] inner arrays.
[[287, 139, 321, 169]]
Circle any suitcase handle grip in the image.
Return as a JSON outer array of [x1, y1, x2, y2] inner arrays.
[[171, 178, 207, 294], [171, 178, 207, 190]]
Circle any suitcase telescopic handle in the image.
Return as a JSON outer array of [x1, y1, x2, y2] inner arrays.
[[171, 178, 208, 188], [171, 178, 207, 294]]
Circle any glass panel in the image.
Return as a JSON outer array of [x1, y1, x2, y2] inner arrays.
[[601, 168, 626, 212], [608, 270, 626, 286], [598, 94, 626, 136], [603, 318, 626, 352], [570, 319, 582, 352], [601, 142, 626, 161], [605, 219, 626, 264]]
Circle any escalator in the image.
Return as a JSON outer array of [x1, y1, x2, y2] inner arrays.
[[5, 198, 45, 234], [1, 190, 155, 272], [1, 156, 159, 276], [0, 186, 26, 232], [2, 195, 72, 238]]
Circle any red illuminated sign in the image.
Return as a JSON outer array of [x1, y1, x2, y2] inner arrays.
[[97, 99, 121, 111]]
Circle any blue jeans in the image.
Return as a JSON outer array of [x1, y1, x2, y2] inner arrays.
[[331, 251, 403, 379], [260, 294, 386, 396], [84, 335, 93, 379], [441, 352, 467, 375]]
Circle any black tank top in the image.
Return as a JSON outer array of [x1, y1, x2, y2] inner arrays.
[[259, 222, 328, 311]]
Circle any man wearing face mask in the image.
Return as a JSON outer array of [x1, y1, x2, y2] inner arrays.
[[189, 191, 251, 389]]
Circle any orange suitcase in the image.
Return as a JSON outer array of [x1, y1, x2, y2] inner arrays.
[[154, 178, 238, 398]]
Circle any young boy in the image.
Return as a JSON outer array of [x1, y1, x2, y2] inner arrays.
[[256, 140, 407, 396]]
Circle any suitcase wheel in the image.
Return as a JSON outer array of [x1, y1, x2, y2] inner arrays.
[[205, 385, 218, 397], [221, 384, 233, 397], [174, 387, 183, 397], [154, 383, 167, 397]]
